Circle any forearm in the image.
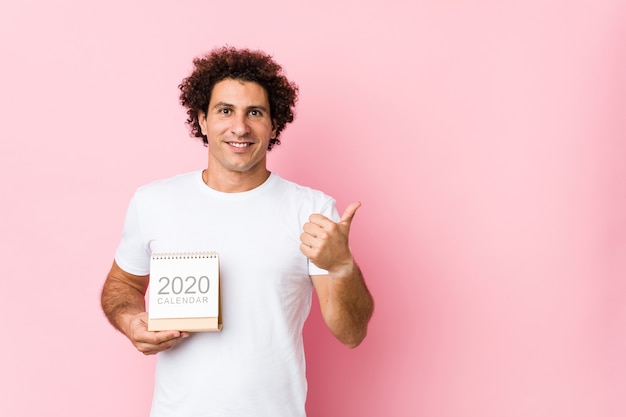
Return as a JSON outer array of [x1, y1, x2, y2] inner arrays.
[[101, 262, 149, 337], [101, 280, 146, 336], [322, 262, 374, 348]]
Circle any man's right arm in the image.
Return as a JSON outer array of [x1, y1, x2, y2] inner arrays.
[[101, 260, 188, 355]]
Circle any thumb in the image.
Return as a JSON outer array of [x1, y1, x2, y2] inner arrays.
[[339, 201, 362, 225]]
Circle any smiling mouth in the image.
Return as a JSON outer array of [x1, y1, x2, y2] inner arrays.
[[228, 142, 253, 148]]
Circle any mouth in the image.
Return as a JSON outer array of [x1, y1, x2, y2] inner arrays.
[[227, 141, 253, 148]]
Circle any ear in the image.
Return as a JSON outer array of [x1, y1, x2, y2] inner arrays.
[[198, 111, 208, 136], [271, 119, 278, 139]]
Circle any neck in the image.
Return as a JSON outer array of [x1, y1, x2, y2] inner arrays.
[[202, 167, 270, 193]]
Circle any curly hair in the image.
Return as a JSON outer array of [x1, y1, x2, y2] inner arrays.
[[179, 46, 299, 150]]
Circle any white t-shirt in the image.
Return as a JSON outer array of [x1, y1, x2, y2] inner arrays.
[[115, 170, 338, 417]]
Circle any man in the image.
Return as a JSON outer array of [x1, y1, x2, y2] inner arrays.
[[101, 46, 374, 417]]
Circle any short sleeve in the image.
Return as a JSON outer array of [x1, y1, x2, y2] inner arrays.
[[114, 194, 151, 276]]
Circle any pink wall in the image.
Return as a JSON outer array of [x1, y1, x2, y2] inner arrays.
[[1, 1, 624, 416]]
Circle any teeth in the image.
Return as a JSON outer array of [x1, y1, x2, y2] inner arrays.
[[230, 142, 250, 148]]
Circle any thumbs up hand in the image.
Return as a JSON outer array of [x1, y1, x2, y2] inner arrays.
[[300, 202, 361, 272]]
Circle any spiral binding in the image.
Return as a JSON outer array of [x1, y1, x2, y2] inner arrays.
[[151, 252, 218, 260]]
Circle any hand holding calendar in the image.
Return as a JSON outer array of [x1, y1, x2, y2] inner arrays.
[[126, 312, 189, 355]]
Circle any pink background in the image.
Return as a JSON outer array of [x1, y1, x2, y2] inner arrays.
[[1, 1, 625, 416]]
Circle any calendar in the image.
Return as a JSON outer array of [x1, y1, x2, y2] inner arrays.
[[148, 252, 221, 332]]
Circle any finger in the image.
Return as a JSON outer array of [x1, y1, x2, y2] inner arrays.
[[299, 242, 313, 258], [134, 329, 179, 346], [340, 201, 362, 224], [158, 335, 184, 349], [138, 338, 179, 355], [152, 330, 183, 344], [300, 242, 322, 261], [142, 333, 185, 354], [302, 222, 318, 236], [300, 232, 318, 248], [307, 213, 333, 228]]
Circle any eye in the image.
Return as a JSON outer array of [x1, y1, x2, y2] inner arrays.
[[219, 108, 231, 115], [249, 109, 263, 117]]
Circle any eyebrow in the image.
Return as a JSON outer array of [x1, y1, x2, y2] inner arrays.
[[211, 102, 269, 113]]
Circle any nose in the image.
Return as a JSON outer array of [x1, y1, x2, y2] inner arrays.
[[230, 113, 250, 137]]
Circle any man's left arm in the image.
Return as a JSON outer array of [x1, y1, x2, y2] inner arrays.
[[301, 202, 374, 348]]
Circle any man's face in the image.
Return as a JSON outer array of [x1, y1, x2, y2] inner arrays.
[[199, 78, 277, 177]]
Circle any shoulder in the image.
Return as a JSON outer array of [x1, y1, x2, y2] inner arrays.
[[269, 174, 337, 221], [134, 170, 201, 199], [271, 174, 335, 206]]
